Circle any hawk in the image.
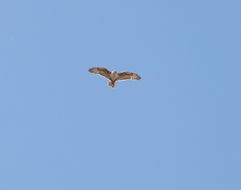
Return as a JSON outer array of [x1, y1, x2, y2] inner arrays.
[[89, 67, 141, 88]]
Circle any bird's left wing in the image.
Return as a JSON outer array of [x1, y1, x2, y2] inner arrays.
[[117, 72, 141, 81]]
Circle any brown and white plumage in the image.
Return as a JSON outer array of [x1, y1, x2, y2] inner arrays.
[[89, 67, 141, 88]]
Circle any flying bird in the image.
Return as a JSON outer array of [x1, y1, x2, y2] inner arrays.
[[89, 67, 141, 88]]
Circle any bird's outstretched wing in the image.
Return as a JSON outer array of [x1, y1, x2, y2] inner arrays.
[[117, 72, 141, 81], [89, 67, 111, 80]]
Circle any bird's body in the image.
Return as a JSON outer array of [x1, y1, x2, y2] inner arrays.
[[89, 67, 141, 88], [109, 71, 119, 81]]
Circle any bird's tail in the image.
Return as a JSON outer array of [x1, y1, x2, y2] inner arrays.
[[108, 81, 115, 88]]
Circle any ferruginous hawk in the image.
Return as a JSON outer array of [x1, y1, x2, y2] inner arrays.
[[89, 67, 141, 88]]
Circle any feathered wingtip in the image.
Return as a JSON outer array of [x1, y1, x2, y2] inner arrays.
[[132, 73, 141, 80], [88, 67, 96, 73]]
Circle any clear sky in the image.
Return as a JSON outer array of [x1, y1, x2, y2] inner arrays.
[[0, 0, 241, 189]]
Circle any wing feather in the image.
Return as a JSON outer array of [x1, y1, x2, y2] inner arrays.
[[89, 67, 111, 80], [117, 72, 141, 81]]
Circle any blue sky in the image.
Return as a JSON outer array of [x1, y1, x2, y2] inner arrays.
[[0, 0, 241, 189]]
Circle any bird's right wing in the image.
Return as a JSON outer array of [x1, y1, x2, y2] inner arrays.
[[89, 67, 111, 80]]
